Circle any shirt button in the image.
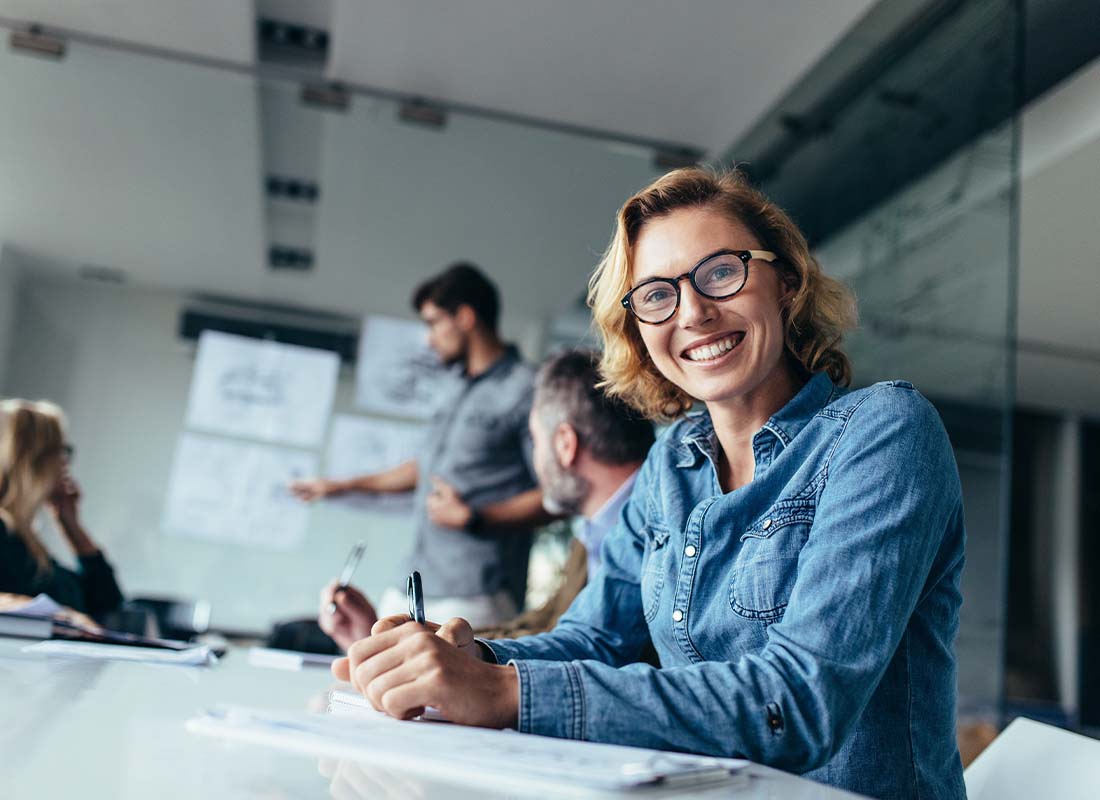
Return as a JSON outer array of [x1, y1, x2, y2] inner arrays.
[[672, 609, 684, 622], [684, 545, 697, 558], [762, 518, 773, 530]]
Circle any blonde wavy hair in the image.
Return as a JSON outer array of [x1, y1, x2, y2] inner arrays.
[[588, 167, 857, 421], [0, 399, 67, 573]]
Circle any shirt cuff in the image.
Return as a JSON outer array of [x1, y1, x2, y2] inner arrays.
[[473, 637, 500, 664], [509, 659, 584, 740]]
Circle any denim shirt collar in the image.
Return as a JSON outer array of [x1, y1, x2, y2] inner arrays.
[[675, 372, 837, 469]]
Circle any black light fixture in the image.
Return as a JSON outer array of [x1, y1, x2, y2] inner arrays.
[[300, 82, 350, 112], [652, 147, 702, 171], [9, 25, 66, 60], [398, 99, 448, 130]]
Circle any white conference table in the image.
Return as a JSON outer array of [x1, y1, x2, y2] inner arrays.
[[0, 637, 866, 799]]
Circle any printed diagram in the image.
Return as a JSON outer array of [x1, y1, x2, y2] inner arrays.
[[185, 331, 339, 448], [217, 365, 286, 407], [356, 316, 456, 420]]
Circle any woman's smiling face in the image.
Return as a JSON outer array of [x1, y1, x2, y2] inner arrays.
[[630, 205, 793, 410]]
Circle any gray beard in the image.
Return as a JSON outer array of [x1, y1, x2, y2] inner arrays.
[[539, 452, 590, 516]]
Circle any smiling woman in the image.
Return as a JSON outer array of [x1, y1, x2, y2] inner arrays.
[[335, 167, 968, 800], [590, 168, 856, 423]]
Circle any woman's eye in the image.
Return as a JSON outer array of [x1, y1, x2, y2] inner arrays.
[[643, 287, 673, 304]]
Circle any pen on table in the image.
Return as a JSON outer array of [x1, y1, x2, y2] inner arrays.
[[326, 541, 366, 616], [406, 570, 426, 624]]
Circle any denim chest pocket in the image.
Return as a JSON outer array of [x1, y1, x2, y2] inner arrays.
[[730, 499, 816, 621], [639, 524, 671, 623]]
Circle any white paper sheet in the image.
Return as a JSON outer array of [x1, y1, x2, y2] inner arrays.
[[185, 331, 339, 448], [355, 316, 455, 420], [247, 647, 339, 671], [188, 704, 747, 794], [162, 433, 317, 550], [4, 594, 63, 618], [24, 641, 217, 666], [324, 415, 427, 514]]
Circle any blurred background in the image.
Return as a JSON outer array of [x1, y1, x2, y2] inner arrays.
[[0, 0, 1097, 746]]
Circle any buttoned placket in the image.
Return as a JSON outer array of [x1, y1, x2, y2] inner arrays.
[[669, 494, 717, 663]]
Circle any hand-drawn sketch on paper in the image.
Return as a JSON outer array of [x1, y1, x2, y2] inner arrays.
[[185, 331, 339, 448], [162, 433, 317, 549], [325, 415, 428, 514], [355, 316, 455, 420]]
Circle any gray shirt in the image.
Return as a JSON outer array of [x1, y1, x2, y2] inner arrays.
[[406, 345, 537, 605]]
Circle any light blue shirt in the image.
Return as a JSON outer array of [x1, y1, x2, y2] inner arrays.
[[485, 373, 967, 799], [573, 470, 638, 579]]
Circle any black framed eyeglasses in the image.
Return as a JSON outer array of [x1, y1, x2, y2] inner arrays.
[[620, 249, 778, 325]]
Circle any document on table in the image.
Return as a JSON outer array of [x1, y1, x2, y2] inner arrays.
[[248, 647, 339, 671], [3, 593, 64, 617], [188, 704, 748, 794], [24, 641, 218, 666], [328, 687, 448, 722]]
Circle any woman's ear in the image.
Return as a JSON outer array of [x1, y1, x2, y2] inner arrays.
[[553, 423, 579, 469]]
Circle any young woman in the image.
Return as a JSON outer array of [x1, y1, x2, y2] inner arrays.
[[334, 168, 966, 799], [0, 399, 123, 617]]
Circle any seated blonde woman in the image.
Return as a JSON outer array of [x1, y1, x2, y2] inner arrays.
[[0, 399, 123, 618]]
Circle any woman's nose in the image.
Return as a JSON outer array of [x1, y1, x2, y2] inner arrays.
[[677, 283, 718, 328]]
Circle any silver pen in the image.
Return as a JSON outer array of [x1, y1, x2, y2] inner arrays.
[[326, 541, 366, 615]]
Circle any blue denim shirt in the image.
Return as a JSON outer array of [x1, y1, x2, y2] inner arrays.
[[485, 373, 966, 800]]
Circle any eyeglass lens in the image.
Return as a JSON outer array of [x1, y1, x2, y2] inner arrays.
[[629, 252, 747, 323]]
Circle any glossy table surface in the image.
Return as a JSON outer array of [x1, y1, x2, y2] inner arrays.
[[0, 637, 864, 799]]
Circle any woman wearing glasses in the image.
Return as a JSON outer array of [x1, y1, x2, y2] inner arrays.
[[336, 168, 966, 800], [0, 399, 123, 617]]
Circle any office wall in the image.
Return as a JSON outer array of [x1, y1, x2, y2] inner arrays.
[[0, 245, 18, 392], [6, 275, 426, 633]]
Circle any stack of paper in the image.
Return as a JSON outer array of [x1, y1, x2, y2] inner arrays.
[[188, 704, 747, 794], [23, 640, 218, 666]]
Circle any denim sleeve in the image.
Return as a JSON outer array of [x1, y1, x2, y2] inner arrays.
[[484, 459, 653, 666], [493, 387, 962, 771]]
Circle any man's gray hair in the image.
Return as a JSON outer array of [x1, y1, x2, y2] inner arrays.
[[534, 349, 654, 465]]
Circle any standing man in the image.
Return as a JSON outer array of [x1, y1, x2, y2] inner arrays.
[[317, 349, 655, 649], [291, 262, 549, 627]]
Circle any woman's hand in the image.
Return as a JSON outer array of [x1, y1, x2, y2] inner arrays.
[[331, 616, 518, 729], [318, 581, 378, 651], [46, 469, 82, 524], [46, 470, 99, 557]]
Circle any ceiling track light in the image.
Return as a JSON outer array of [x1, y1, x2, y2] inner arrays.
[[300, 82, 350, 112], [9, 25, 66, 60], [652, 147, 702, 171], [398, 99, 448, 130]]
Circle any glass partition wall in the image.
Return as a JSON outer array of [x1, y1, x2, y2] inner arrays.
[[727, 0, 1024, 720]]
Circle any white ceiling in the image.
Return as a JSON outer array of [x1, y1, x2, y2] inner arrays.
[[326, 0, 879, 153], [0, 41, 268, 299], [0, 0, 255, 63], [1, 0, 880, 155]]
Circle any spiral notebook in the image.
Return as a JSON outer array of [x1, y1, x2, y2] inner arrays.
[[188, 703, 748, 794]]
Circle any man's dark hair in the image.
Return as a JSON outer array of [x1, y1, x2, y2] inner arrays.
[[535, 349, 655, 465], [412, 262, 500, 332]]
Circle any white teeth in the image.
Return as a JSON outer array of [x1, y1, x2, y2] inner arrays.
[[685, 335, 741, 362]]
